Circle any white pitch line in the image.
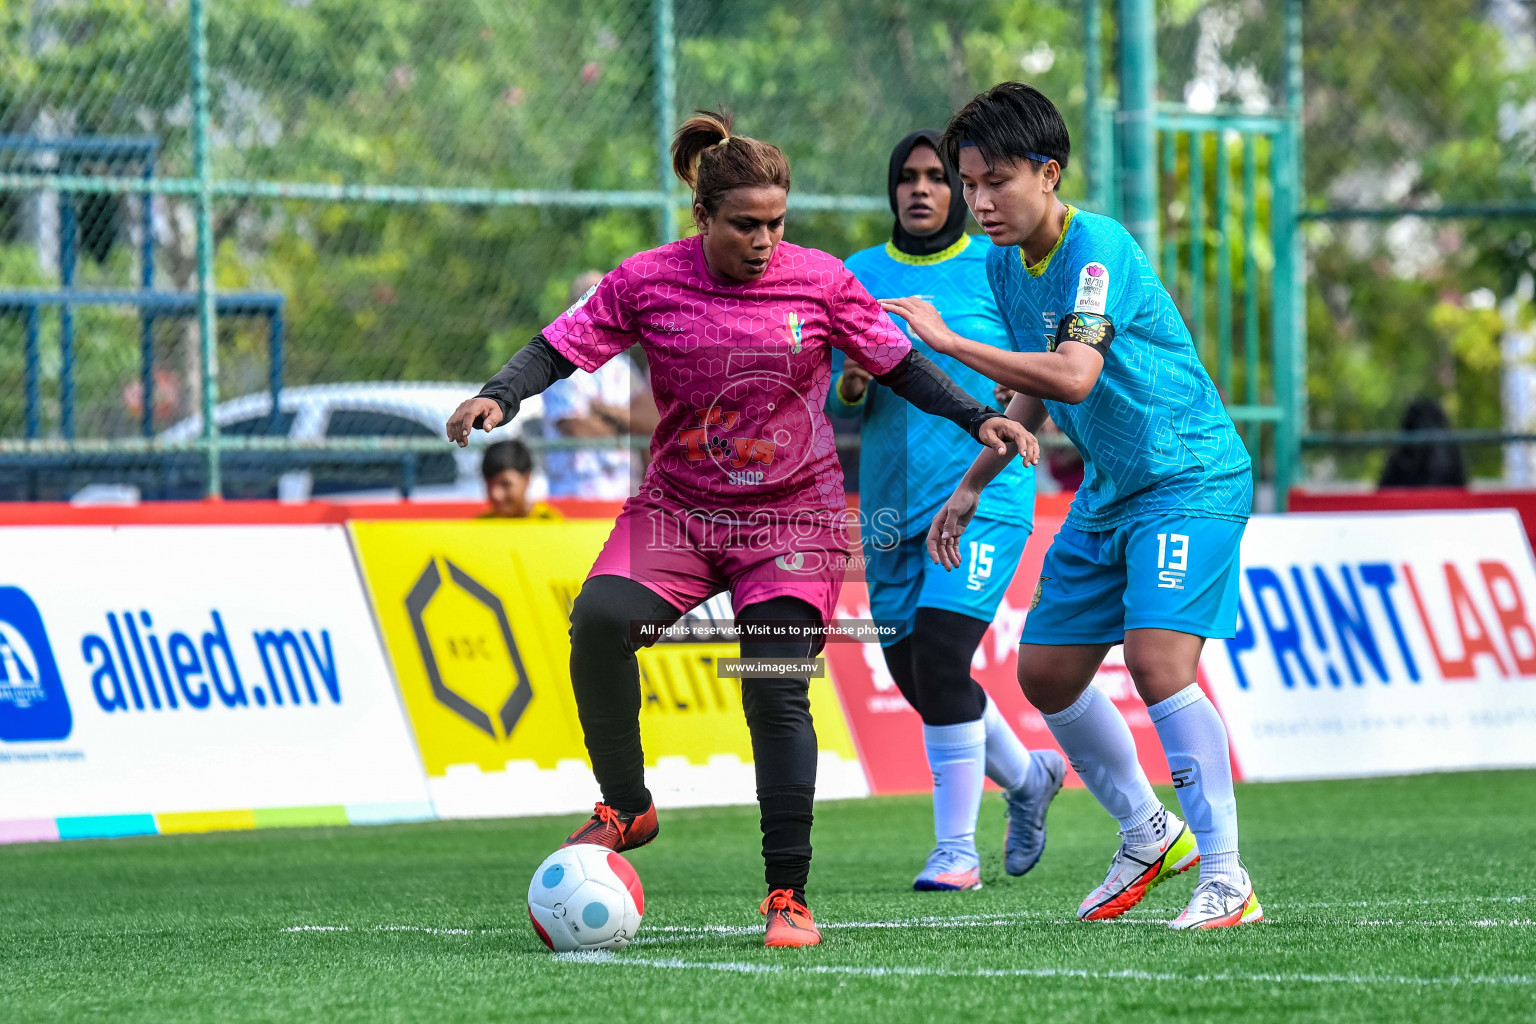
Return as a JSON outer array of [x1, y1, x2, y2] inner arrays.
[[554, 951, 1536, 988], [281, 924, 510, 936], [283, 906, 1536, 950], [630, 913, 1536, 947], [279, 894, 1532, 939], [1239, 894, 1528, 912]]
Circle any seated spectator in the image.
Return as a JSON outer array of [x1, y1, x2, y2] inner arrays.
[[540, 271, 660, 499], [1378, 396, 1467, 488], [480, 439, 561, 520]]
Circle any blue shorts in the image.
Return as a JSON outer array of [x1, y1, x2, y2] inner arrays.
[[1020, 515, 1245, 645], [866, 516, 1030, 647]]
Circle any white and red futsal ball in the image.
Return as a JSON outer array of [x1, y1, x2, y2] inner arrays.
[[527, 845, 645, 952]]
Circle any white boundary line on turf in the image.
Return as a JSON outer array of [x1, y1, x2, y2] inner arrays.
[[279, 893, 1532, 939], [555, 952, 1536, 988], [282, 925, 510, 935], [281, 903, 1536, 946]]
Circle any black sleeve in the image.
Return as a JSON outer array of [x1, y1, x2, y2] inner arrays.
[[476, 334, 578, 423], [872, 350, 998, 442]]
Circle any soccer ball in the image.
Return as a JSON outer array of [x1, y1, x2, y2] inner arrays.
[[527, 844, 645, 952]]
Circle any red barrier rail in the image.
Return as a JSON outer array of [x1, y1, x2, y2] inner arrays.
[[0, 493, 1076, 528], [1290, 488, 1536, 544], [0, 498, 627, 525]]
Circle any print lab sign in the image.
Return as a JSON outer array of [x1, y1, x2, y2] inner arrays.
[[1199, 511, 1536, 781]]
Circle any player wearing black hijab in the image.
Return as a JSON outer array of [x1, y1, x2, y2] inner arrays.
[[830, 130, 1065, 891]]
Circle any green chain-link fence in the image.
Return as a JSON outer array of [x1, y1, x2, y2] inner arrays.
[[1292, 0, 1536, 486], [1, 1, 1532, 502], [0, 0, 1106, 501]]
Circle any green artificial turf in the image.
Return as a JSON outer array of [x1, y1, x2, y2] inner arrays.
[[2, 771, 1534, 1023]]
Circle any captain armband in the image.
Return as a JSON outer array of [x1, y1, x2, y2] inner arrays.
[[1052, 312, 1116, 358]]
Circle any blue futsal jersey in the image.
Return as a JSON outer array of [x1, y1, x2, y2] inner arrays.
[[832, 235, 1034, 541], [987, 207, 1251, 532]]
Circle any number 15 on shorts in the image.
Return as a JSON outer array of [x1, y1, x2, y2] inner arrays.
[[1157, 533, 1188, 590]]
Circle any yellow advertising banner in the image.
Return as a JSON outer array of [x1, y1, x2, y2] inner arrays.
[[348, 520, 866, 817]]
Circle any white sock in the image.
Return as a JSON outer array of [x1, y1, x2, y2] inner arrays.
[[923, 718, 986, 855], [1040, 686, 1162, 837], [1147, 684, 1240, 882], [981, 694, 1032, 792]]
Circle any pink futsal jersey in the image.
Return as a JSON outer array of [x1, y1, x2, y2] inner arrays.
[[541, 235, 912, 517]]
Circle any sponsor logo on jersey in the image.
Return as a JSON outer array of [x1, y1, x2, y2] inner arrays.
[[1043, 310, 1060, 350], [783, 311, 804, 353], [677, 405, 779, 473], [0, 587, 73, 742], [1075, 262, 1109, 315], [565, 282, 599, 316]]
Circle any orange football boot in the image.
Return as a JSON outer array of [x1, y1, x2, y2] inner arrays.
[[561, 801, 659, 852], [761, 889, 821, 948]]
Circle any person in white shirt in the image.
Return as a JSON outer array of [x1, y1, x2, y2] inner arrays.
[[540, 271, 658, 499]]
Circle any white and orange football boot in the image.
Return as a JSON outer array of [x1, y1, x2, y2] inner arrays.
[[1077, 811, 1200, 921], [761, 889, 821, 948], [1169, 869, 1263, 930], [913, 846, 983, 892]]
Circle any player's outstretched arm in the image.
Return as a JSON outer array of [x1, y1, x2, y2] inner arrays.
[[445, 334, 579, 446], [869, 350, 1039, 462], [927, 393, 1044, 570], [881, 296, 1105, 404]]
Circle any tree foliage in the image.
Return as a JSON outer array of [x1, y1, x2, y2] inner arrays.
[[0, 0, 1531, 486]]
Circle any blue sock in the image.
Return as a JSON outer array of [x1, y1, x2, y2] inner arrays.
[[923, 718, 986, 856], [982, 694, 1032, 792], [1147, 684, 1241, 881]]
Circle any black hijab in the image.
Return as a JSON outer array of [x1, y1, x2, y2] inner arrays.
[[888, 129, 969, 258]]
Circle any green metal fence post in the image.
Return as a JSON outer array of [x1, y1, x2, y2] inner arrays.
[[190, 0, 220, 498], [1083, 0, 1101, 207], [654, 0, 678, 243], [1162, 129, 1178, 290], [1279, 0, 1306, 509], [1271, 125, 1298, 511], [1215, 132, 1233, 399], [1117, 0, 1158, 267], [1241, 135, 1259, 462], [1189, 131, 1205, 359]]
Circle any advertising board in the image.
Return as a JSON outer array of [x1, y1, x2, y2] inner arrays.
[[349, 520, 868, 819], [0, 526, 433, 842], [1203, 511, 1536, 780]]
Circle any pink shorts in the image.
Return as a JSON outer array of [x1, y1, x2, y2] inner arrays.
[[587, 493, 852, 629]]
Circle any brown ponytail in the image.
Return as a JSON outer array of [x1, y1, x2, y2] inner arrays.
[[670, 109, 791, 216]]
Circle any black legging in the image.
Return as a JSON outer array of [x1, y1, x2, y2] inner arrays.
[[568, 574, 820, 900], [880, 607, 993, 726]]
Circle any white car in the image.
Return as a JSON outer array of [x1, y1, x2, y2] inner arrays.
[[156, 382, 546, 502]]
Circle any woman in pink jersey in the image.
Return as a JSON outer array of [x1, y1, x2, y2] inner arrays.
[[447, 111, 1037, 948]]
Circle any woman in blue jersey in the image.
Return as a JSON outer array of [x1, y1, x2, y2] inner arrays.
[[830, 131, 1065, 892], [884, 83, 1261, 930]]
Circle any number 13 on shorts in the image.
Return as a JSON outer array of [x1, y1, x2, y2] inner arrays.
[[1157, 532, 1189, 590]]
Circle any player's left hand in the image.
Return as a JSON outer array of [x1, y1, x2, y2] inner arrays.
[[977, 416, 1040, 464], [879, 296, 956, 354], [927, 485, 980, 570]]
